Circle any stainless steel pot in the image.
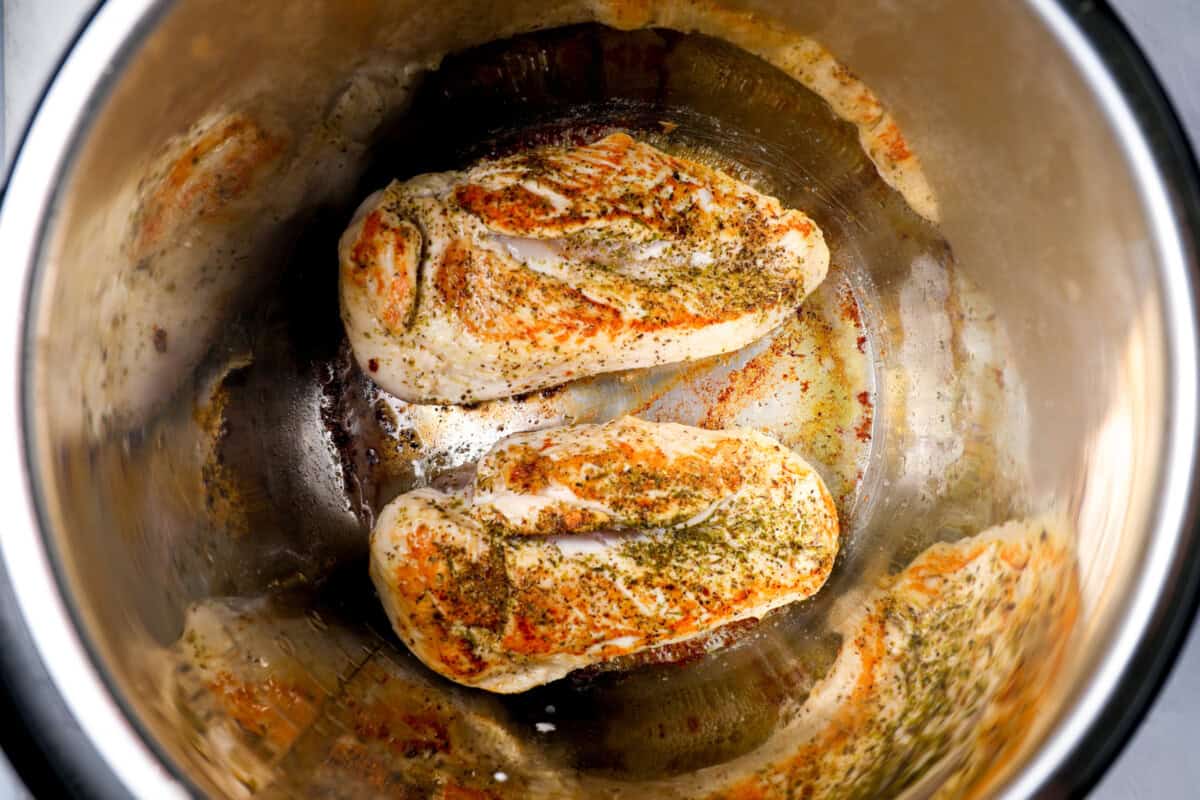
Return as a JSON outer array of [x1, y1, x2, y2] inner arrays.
[[1, 1, 1198, 797]]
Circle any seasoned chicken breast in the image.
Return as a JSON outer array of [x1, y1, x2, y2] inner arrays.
[[370, 416, 839, 693], [340, 132, 829, 404]]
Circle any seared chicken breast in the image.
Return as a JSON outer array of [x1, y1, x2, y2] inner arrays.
[[370, 416, 839, 693], [340, 132, 829, 404]]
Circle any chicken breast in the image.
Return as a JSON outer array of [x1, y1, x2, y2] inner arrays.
[[370, 416, 839, 693], [340, 132, 829, 404]]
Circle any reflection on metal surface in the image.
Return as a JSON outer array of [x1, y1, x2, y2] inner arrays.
[[595, 0, 940, 223]]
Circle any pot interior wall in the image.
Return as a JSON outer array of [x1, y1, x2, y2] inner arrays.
[[23, 1, 1173, 797]]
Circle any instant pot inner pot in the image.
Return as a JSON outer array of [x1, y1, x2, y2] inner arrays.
[[26, 2, 1173, 798]]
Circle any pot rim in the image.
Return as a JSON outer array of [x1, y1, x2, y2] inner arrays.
[[0, 1, 1195, 797]]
